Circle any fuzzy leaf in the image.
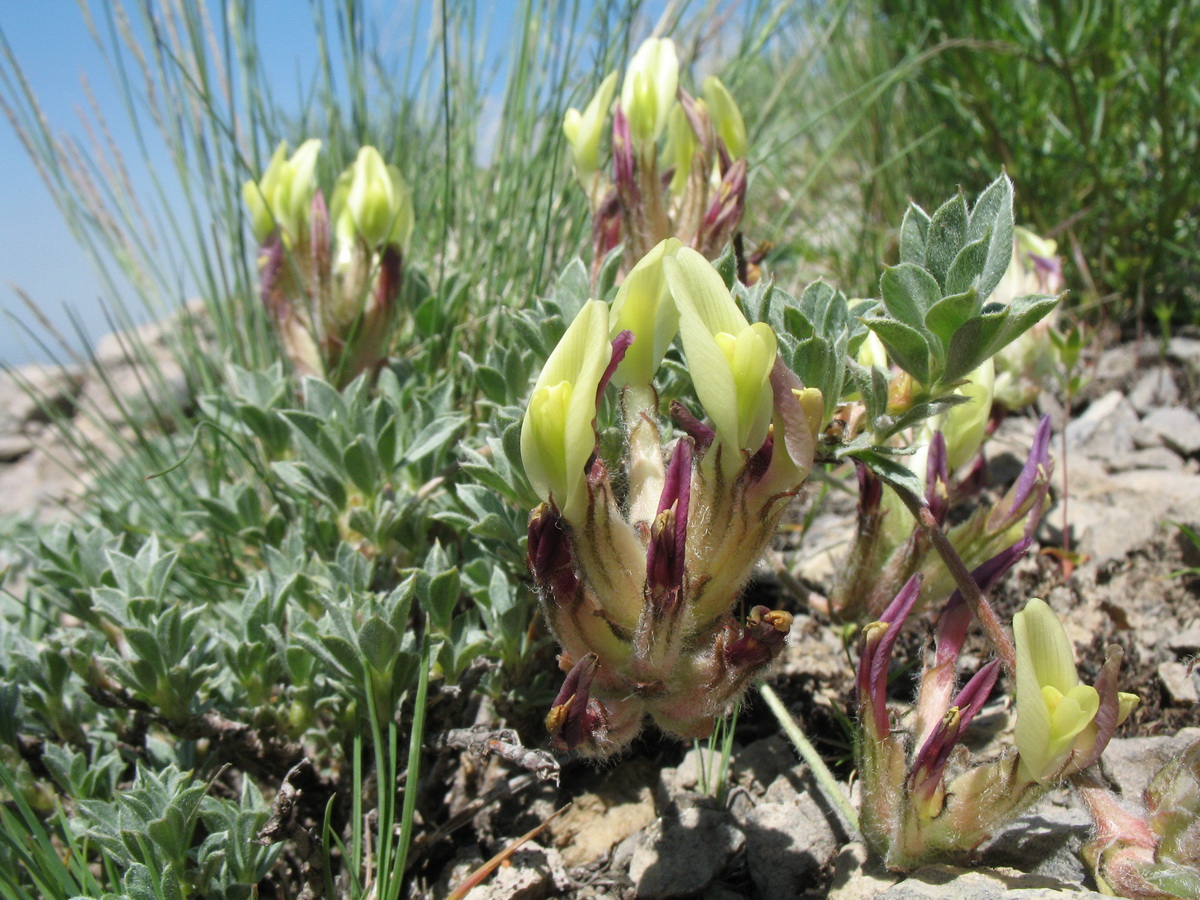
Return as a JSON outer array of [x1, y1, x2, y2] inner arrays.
[[925, 191, 969, 289], [899, 202, 931, 266], [862, 317, 931, 385], [880, 263, 941, 330]]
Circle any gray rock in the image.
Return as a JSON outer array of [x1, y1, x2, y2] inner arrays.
[[1138, 406, 1200, 457], [1093, 345, 1139, 385], [877, 864, 1109, 898], [1166, 625, 1200, 653], [0, 364, 82, 432], [982, 806, 1092, 885], [1064, 391, 1138, 459], [628, 808, 745, 900], [1105, 446, 1185, 472], [1127, 366, 1181, 415], [1168, 336, 1200, 368], [1101, 729, 1200, 801], [0, 433, 35, 461], [1043, 463, 1200, 565], [731, 734, 797, 797], [826, 841, 898, 899], [470, 845, 569, 900], [744, 794, 840, 898], [1158, 662, 1200, 704]]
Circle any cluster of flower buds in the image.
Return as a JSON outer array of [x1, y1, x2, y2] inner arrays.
[[991, 227, 1066, 411], [522, 239, 824, 755], [857, 571, 1138, 871], [562, 38, 752, 285], [243, 142, 414, 387], [1078, 737, 1200, 898], [832, 410, 1054, 622]]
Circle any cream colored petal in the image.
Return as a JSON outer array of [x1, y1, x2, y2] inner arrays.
[[609, 239, 681, 386]]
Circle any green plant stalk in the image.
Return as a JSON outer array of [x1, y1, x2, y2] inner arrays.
[[389, 634, 431, 896], [760, 682, 859, 834], [352, 729, 364, 891], [891, 486, 1018, 676]]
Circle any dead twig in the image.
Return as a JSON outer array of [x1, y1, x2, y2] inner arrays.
[[254, 759, 326, 900], [436, 725, 560, 783]]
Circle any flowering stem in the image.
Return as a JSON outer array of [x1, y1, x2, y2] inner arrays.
[[759, 682, 859, 835], [892, 486, 1018, 677]]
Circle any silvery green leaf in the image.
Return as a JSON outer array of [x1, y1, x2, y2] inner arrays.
[[966, 172, 1015, 299], [899, 202, 931, 265], [863, 317, 931, 385], [925, 191, 969, 289], [944, 236, 990, 296], [880, 263, 941, 329]]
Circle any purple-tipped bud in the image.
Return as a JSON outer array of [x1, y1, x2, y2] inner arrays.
[[376, 244, 403, 311], [527, 503, 578, 604], [857, 574, 923, 738], [591, 188, 623, 270], [645, 439, 692, 615], [909, 659, 1000, 814], [988, 415, 1053, 537], [857, 462, 884, 517], [612, 105, 637, 204], [669, 400, 716, 450], [676, 87, 714, 159], [938, 537, 1032, 668], [916, 537, 1032, 744], [926, 432, 950, 526], [723, 605, 794, 670], [311, 189, 330, 272], [546, 653, 606, 751], [597, 330, 634, 407], [260, 235, 287, 320], [701, 158, 747, 244]]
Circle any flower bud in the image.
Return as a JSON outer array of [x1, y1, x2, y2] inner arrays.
[[620, 37, 679, 152], [343, 146, 414, 251], [564, 70, 619, 182], [242, 139, 322, 246], [701, 76, 746, 159]]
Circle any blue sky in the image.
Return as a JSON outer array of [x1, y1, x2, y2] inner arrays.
[[0, 0, 675, 366], [0, 0, 433, 365]]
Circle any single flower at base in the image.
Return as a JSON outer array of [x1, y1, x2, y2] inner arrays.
[[663, 244, 776, 474], [1013, 598, 1138, 784], [520, 300, 615, 523], [609, 238, 681, 388]]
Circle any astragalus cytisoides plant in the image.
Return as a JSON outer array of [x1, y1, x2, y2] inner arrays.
[[521, 238, 823, 755]]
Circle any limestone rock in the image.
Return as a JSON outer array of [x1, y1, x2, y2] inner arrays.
[[1064, 391, 1138, 459], [1101, 729, 1200, 802], [628, 807, 745, 900], [1127, 366, 1180, 415], [1138, 406, 1200, 457], [744, 794, 840, 898]]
